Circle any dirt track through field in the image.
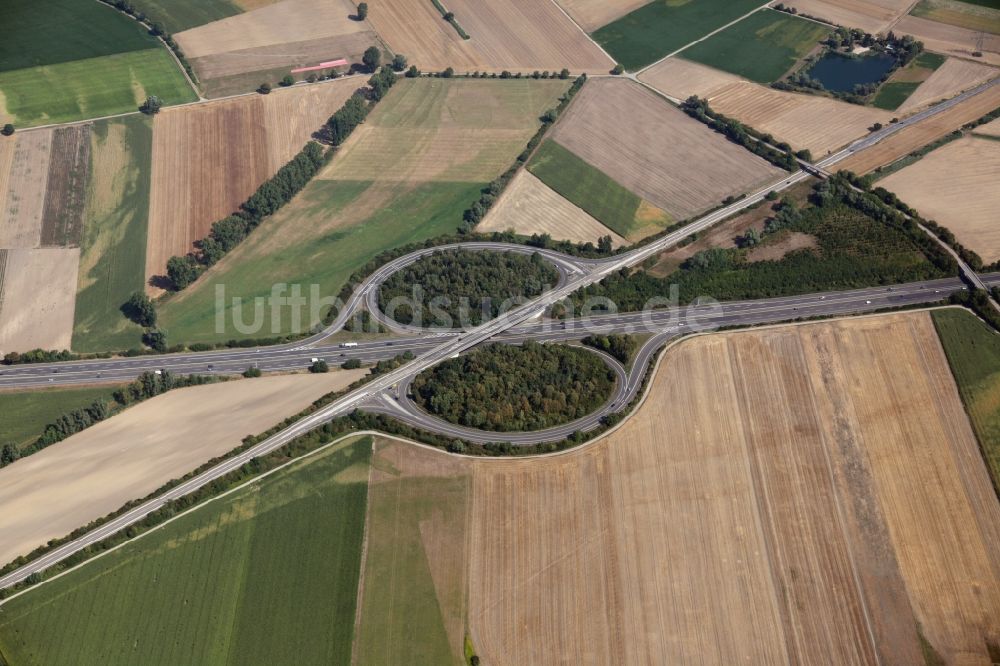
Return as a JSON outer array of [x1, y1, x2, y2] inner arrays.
[[478, 170, 626, 246], [0, 248, 79, 353], [0, 130, 53, 249], [0, 369, 366, 567], [839, 82, 1000, 173], [880, 136, 1000, 260], [464, 312, 1000, 664], [549, 78, 783, 220]]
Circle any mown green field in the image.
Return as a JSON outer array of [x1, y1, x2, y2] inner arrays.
[[2, 0, 159, 72], [528, 140, 667, 239], [355, 444, 470, 665], [873, 81, 922, 109], [932, 308, 1000, 487], [158, 180, 480, 344], [128, 0, 243, 34], [72, 116, 153, 352], [0, 436, 371, 665], [0, 49, 196, 127], [912, 0, 1000, 34], [0, 386, 121, 449], [682, 9, 831, 84], [873, 52, 946, 110], [593, 0, 765, 71]]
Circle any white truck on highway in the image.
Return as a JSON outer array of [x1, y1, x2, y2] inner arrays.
[[340, 342, 358, 348]]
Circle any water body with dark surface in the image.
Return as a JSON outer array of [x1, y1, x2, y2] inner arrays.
[[806, 51, 895, 92]]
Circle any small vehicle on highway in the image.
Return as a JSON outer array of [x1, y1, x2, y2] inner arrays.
[[340, 342, 358, 348]]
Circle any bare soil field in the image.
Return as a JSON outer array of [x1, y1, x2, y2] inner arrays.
[[897, 56, 999, 113], [880, 136, 1000, 260], [0, 248, 79, 353], [709, 81, 893, 155], [638, 57, 748, 101], [553, 0, 648, 32], [367, 0, 613, 73], [145, 79, 357, 288], [322, 78, 567, 183], [40, 125, 91, 247], [0, 129, 53, 249], [176, 0, 378, 95], [0, 369, 366, 567], [977, 115, 1000, 135], [896, 14, 1000, 66], [839, 82, 1000, 173], [478, 170, 627, 246], [549, 78, 783, 221], [782, 0, 913, 33], [466, 312, 1000, 664]]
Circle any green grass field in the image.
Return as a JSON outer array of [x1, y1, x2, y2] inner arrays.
[[128, 0, 243, 34], [682, 9, 831, 84], [593, 0, 766, 71], [72, 116, 153, 352], [0, 436, 371, 665], [873, 81, 922, 109], [528, 140, 669, 239], [157, 180, 481, 344], [0, 49, 196, 127], [355, 443, 470, 665], [2, 0, 159, 72], [912, 0, 1000, 34], [932, 308, 1000, 487], [0, 386, 121, 449]]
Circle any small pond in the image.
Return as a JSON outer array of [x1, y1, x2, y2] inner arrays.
[[805, 51, 895, 92]]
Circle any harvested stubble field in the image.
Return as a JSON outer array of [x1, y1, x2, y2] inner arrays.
[[781, 0, 914, 33], [176, 0, 379, 97], [0, 435, 371, 666], [709, 81, 893, 155], [354, 437, 472, 665], [366, 0, 612, 73], [637, 56, 748, 101], [838, 81, 1000, 173], [323, 78, 569, 182], [896, 14, 1000, 65], [0, 248, 79, 353], [0, 129, 52, 248], [145, 78, 359, 290], [977, 115, 1000, 134], [0, 369, 365, 568], [553, 0, 648, 32], [879, 136, 1000, 260], [477, 170, 627, 247], [895, 56, 997, 112], [548, 78, 783, 222], [466, 312, 1000, 664]]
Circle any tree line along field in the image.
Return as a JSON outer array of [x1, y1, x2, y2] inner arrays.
[[592, 0, 766, 71], [0, 370, 366, 569], [0, 435, 372, 666], [878, 133, 1000, 262], [364, 0, 613, 74], [0, 0, 195, 127], [157, 78, 568, 345], [681, 8, 831, 84], [0, 385, 121, 450], [174, 0, 380, 98], [543, 78, 784, 232]]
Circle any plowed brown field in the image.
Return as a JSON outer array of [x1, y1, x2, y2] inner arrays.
[[898, 57, 999, 112], [880, 136, 1000, 260], [367, 0, 612, 73], [478, 170, 626, 246], [463, 312, 1000, 664], [549, 78, 783, 220], [709, 81, 891, 155], [554, 0, 647, 32], [839, 82, 1000, 173], [0, 129, 53, 249], [145, 79, 358, 289], [40, 125, 91, 247]]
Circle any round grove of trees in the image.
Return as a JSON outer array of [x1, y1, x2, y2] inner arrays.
[[376, 249, 560, 328], [410, 341, 616, 432]]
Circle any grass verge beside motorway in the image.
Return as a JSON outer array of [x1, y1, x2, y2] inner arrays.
[[932, 307, 1000, 488], [72, 116, 153, 352], [0, 386, 121, 450], [681, 8, 830, 84], [592, 0, 765, 71], [0, 436, 371, 665]]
